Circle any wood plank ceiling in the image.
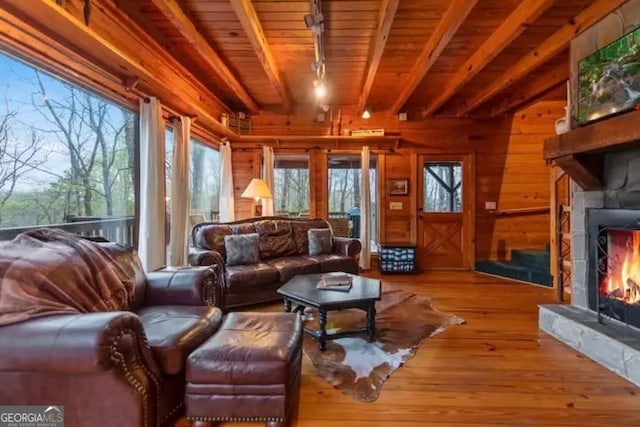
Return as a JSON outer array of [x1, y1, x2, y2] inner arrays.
[[120, 0, 623, 117]]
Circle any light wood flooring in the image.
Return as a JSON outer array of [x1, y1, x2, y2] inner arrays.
[[175, 271, 640, 426]]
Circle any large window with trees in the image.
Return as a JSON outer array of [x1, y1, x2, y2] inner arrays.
[[273, 155, 309, 217], [189, 139, 220, 223], [328, 155, 377, 250], [0, 51, 136, 244], [165, 134, 220, 227]]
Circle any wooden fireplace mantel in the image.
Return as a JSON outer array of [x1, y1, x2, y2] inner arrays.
[[543, 109, 640, 190]]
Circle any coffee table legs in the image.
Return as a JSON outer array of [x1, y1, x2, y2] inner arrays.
[[284, 298, 292, 313], [366, 304, 376, 342], [318, 308, 327, 351]]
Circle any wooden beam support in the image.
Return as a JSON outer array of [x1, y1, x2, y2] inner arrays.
[[230, 0, 292, 111], [356, 0, 399, 115], [388, 0, 477, 115], [457, 0, 628, 116], [490, 58, 569, 117], [554, 154, 603, 190], [3, 0, 235, 138], [148, 0, 260, 113], [422, 0, 555, 117]]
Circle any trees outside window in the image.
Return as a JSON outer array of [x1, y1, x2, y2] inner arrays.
[[189, 139, 220, 221], [327, 155, 377, 250], [0, 51, 136, 243], [273, 155, 309, 216], [166, 133, 220, 221], [423, 163, 462, 212]]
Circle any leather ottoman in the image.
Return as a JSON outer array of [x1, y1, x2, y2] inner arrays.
[[185, 312, 302, 427]]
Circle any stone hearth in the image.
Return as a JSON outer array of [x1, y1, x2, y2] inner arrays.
[[539, 148, 640, 387]]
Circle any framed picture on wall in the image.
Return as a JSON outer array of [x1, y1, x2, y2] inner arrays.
[[388, 179, 409, 195]]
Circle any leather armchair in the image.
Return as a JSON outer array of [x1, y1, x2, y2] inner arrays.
[[0, 243, 223, 427]]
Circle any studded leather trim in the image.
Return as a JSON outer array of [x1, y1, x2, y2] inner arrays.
[[188, 416, 286, 422], [110, 328, 161, 427]]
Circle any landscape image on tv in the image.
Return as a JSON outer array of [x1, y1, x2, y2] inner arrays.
[[578, 27, 640, 125]]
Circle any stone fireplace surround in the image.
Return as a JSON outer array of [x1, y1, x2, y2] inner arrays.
[[539, 148, 640, 387]]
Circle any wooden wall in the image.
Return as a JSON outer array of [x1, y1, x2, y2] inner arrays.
[[235, 97, 564, 263], [476, 99, 564, 260]]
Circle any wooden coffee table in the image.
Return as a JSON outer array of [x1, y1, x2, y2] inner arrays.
[[277, 273, 382, 351]]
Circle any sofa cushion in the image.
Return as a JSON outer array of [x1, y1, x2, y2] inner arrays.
[[265, 256, 320, 283], [225, 263, 280, 292], [308, 228, 333, 255], [231, 223, 256, 235], [254, 220, 297, 260], [193, 224, 232, 255], [137, 305, 222, 375], [225, 233, 260, 266], [305, 254, 359, 274], [291, 219, 330, 255]]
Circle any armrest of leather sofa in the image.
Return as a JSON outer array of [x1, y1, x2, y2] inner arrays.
[[188, 247, 224, 268], [0, 312, 161, 378], [332, 237, 362, 257], [145, 266, 221, 307]]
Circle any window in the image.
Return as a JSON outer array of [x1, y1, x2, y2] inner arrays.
[[423, 162, 462, 212], [327, 155, 377, 251], [0, 51, 136, 244], [189, 139, 220, 223], [273, 155, 309, 217], [165, 134, 221, 230]]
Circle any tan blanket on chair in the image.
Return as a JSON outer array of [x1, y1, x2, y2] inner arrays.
[[0, 229, 135, 326]]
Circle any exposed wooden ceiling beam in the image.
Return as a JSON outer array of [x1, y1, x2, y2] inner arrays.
[[2, 0, 235, 138], [490, 58, 568, 117], [457, 0, 629, 116], [356, 0, 399, 115], [422, 0, 556, 117], [388, 0, 477, 116], [148, 0, 260, 114], [230, 0, 292, 111]]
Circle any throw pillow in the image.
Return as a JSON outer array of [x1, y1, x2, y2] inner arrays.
[[308, 228, 333, 255], [224, 233, 260, 266]]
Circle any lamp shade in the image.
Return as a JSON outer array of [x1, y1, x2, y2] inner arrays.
[[241, 178, 273, 199]]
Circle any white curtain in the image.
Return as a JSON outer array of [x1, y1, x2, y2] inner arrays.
[[219, 141, 235, 222], [262, 145, 275, 216], [359, 146, 371, 270], [169, 116, 191, 266], [138, 97, 166, 271]]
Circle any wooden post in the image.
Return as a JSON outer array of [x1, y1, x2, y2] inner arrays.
[[550, 167, 559, 291]]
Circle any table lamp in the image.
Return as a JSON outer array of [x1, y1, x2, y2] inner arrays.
[[241, 178, 273, 217]]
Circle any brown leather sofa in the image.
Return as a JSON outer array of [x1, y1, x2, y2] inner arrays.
[[188, 217, 361, 310], [0, 242, 222, 427]]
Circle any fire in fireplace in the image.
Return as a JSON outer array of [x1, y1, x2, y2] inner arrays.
[[588, 208, 640, 330], [600, 229, 640, 305]]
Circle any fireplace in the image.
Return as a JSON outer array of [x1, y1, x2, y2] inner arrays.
[[588, 208, 640, 329]]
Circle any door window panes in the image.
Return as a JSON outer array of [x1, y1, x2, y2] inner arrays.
[[423, 162, 462, 212]]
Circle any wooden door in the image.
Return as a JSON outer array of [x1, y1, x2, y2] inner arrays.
[[417, 155, 474, 270]]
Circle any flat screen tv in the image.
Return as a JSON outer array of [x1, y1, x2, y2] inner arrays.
[[577, 26, 640, 126]]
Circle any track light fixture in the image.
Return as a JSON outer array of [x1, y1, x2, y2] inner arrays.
[[362, 109, 371, 119], [306, 0, 327, 103], [313, 80, 326, 99]]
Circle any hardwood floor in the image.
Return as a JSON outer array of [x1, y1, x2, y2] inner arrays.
[[175, 271, 640, 427]]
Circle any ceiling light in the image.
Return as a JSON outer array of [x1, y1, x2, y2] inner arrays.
[[362, 109, 371, 119], [314, 81, 326, 99]]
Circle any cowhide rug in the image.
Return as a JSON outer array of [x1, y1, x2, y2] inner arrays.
[[302, 289, 465, 402]]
